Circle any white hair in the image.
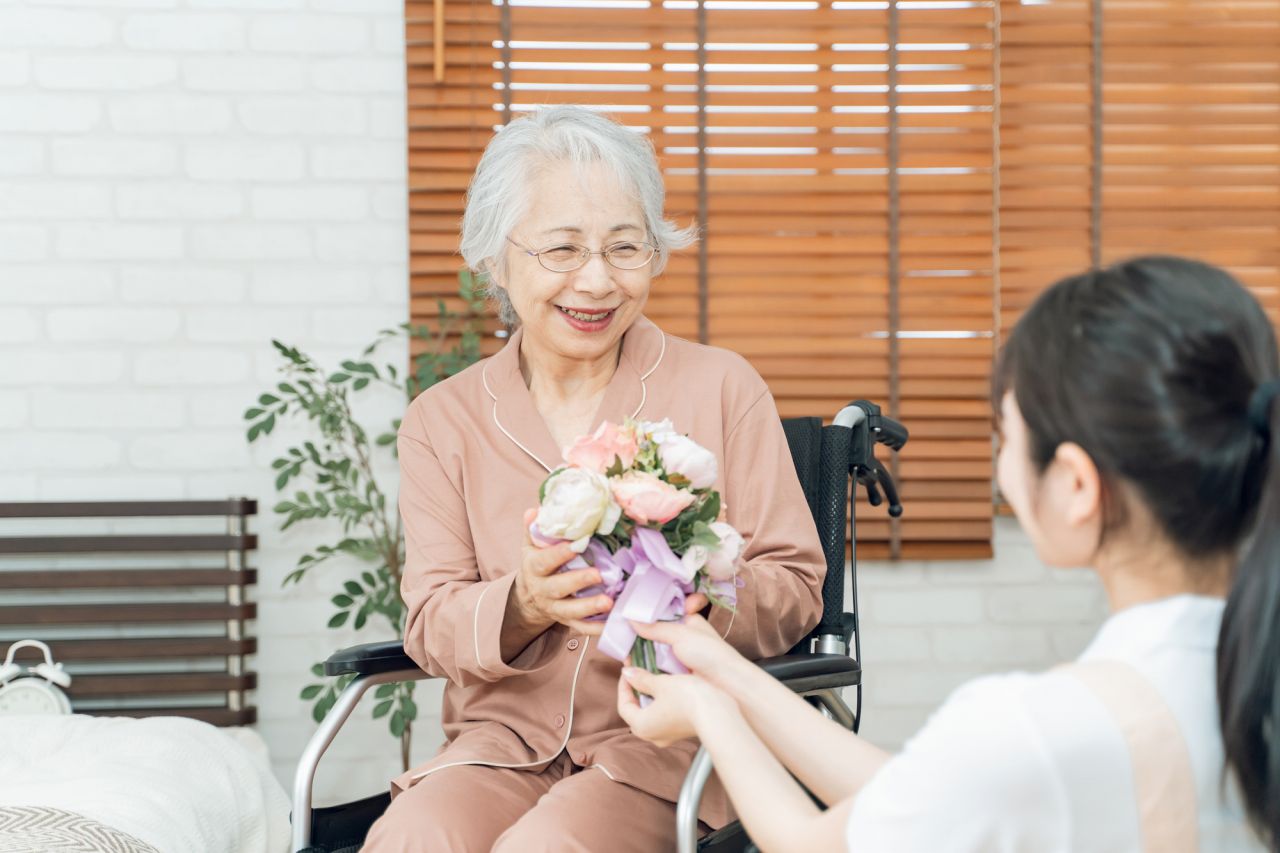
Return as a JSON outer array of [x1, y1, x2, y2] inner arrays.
[[459, 105, 697, 328]]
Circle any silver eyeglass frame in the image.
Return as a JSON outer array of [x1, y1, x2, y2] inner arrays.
[[506, 237, 657, 273]]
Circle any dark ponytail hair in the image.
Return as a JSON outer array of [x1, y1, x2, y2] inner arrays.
[[994, 256, 1280, 846]]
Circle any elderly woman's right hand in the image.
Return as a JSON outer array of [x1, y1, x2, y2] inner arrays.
[[513, 508, 614, 636]]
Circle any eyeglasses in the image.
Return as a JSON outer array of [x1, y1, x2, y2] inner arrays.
[[508, 237, 657, 273]]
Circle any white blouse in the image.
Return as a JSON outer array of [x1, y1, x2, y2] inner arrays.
[[845, 595, 1263, 851]]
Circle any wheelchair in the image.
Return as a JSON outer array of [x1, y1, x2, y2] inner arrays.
[[292, 400, 908, 853]]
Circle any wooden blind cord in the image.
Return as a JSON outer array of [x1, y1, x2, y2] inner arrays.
[[887, 0, 902, 560], [1089, 0, 1103, 269], [697, 0, 709, 346], [434, 0, 446, 83], [500, 0, 511, 123]]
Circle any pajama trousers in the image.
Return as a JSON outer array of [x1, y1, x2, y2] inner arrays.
[[361, 751, 710, 852]]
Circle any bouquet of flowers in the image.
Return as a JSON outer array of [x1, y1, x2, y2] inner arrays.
[[529, 418, 745, 682]]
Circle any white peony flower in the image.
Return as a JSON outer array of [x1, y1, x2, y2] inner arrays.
[[639, 418, 678, 445], [658, 434, 718, 489], [535, 467, 623, 552], [703, 521, 745, 581], [681, 543, 710, 578]]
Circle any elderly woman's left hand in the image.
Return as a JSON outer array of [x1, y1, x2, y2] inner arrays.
[[616, 666, 735, 748]]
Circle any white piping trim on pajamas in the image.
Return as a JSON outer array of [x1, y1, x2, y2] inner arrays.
[[483, 362, 555, 473], [409, 637, 593, 783], [481, 329, 667, 474], [424, 332, 668, 786], [588, 763, 617, 781]]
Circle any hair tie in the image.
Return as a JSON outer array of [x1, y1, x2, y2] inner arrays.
[[1248, 380, 1280, 437]]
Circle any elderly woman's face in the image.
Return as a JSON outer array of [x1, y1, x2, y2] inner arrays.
[[498, 158, 652, 363]]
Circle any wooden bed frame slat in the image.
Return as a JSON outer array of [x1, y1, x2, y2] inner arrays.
[[0, 602, 257, 625], [44, 637, 258, 660], [1, 568, 258, 589], [69, 672, 258, 697], [0, 534, 258, 554], [0, 500, 258, 519]]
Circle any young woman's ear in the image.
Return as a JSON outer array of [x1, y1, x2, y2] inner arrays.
[[1053, 441, 1103, 529]]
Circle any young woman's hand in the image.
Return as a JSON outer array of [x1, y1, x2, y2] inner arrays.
[[616, 667, 735, 748], [628, 614, 746, 687]]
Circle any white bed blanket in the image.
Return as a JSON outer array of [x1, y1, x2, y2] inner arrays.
[[0, 714, 290, 853]]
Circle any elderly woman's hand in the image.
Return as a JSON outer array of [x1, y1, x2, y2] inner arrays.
[[513, 508, 614, 636]]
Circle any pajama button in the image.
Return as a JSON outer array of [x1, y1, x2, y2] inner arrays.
[[554, 714, 566, 728], [567, 638, 579, 650]]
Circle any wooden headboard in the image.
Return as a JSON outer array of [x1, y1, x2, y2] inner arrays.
[[0, 500, 258, 726]]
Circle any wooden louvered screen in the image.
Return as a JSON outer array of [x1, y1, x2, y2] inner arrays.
[[408, 0, 1000, 559], [998, 0, 1280, 332]]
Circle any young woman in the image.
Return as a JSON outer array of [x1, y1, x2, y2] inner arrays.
[[618, 256, 1277, 851]]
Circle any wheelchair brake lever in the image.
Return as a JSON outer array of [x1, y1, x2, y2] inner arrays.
[[867, 457, 903, 518], [862, 476, 883, 508]]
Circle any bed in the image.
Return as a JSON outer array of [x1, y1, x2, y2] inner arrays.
[[0, 500, 290, 853]]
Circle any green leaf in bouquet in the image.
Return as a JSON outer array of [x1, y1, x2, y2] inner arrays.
[[665, 472, 690, 488], [310, 663, 325, 677], [697, 492, 721, 523], [689, 520, 721, 549], [327, 611, 349, 628], [375, 683, 397, 699], [389, 710, 406, 737], [605, 456, 625, 478], [331, 593, 354, 607], [300, 684, 323, 700], [373, 700, 393, 719]]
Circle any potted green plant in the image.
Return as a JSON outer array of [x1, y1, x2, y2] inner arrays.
[[244, 272, 487, 770]]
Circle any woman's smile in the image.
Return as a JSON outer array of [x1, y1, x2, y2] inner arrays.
[[556, 304, 616, 332]]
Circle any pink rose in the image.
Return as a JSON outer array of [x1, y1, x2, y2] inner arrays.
[[610, 470, 695, 525], [564, 421, 639, 473]]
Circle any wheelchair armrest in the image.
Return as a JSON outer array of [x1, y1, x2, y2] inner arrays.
[[323, 640, 422, 677], [755, 652, 861, 694]]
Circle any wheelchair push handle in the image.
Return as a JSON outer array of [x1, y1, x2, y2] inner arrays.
[[837, 400, 907, 517]]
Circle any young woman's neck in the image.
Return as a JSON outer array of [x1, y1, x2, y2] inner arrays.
[[1093, 532, 1232, 612]]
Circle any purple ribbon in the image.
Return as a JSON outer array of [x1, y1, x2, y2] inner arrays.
[[597, 529, 691, 676], [563, 540, 630, 622]]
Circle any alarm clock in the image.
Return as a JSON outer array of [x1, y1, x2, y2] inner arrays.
[[0, 639, 72, 715]]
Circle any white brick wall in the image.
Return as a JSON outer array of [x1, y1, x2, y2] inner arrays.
[[0, 0, 1112, 812], [0, 0, 425, 804]]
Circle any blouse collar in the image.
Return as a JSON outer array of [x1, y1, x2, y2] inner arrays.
[[481, 314, 667, 472]]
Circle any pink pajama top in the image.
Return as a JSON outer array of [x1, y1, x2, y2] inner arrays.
[[392, 315, 825, 827]]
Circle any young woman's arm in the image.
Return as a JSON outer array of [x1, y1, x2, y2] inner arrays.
[[715, 648, 890, 803], [628, 616, 890, 804], [618, 668, 856, 853]]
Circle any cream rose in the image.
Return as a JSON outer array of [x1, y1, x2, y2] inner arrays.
[[535, 466, 622, 552], [703, 520, 745, 581], [657, 434, 718, 489]]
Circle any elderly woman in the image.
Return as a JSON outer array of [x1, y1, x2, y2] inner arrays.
[[362, 105, 825, 852]]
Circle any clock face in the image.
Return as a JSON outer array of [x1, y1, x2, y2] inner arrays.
[[0, 679, 71, 715]]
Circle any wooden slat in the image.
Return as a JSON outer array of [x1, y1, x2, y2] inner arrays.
[[0, 500, 256, 519], [0, 534, 258, 555], [1, 569, 257, 589], [68, 672, 257, 697], [45, 637, 257, 660], [0, 602, 256, 625]]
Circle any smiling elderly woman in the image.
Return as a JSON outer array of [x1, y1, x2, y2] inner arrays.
[[361, 105, 825, 852]]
